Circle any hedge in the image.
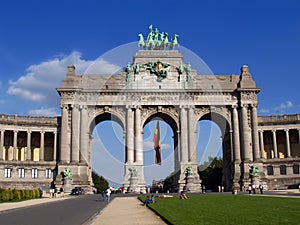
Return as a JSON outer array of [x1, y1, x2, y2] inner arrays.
[[0, 189, 42, 202]]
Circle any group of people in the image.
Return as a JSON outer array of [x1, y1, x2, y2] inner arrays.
[[49, 186, 64, 198], [143, 192, 187, 205], [100, 186, 112, 202], [247, 184, 264, 194]]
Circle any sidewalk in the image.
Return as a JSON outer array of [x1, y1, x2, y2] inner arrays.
[[0, 194, 68, 212], [90, 197, 166, 225]]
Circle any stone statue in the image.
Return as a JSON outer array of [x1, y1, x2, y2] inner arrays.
[[177, 62, 184, 75], [125, 62, 132, 82], [129, 167, 138, 177], [138, 25, 179, 50], [185, 167, 193, 177], [249, 165, 259, 177], [64, 167, 72, 179], [138, 34, 145, 48], [170, 34, 179, 49], [134, 63, 140, 75], [185, 63, 192, 81]]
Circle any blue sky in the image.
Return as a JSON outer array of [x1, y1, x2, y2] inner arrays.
[[0, 0, 300, 186]]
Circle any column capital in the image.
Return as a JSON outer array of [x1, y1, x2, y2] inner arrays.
[[60, 104, 69, 109], [284, 129, 290, 132], [272, 129, 277, 133], [251, 103, 258, 108], [232, 104, 238, 109], [14, 130, 18, 133], [40, 131, 45, 134]]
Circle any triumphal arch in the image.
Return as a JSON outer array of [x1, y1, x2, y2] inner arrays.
[[55, 26, 263, 192]]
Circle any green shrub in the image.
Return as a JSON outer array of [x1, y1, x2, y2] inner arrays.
[[2, 190, 13, 201], [31, 190, 36, 199], [13, 189, 21, 201], [25, 190, 30, 199]]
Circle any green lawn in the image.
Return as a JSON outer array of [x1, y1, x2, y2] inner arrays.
[[140, 194, 300, 225]]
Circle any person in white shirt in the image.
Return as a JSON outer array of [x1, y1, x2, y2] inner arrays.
[[105, 187, 111, 202]]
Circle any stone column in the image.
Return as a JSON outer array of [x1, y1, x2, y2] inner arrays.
[[180, 106, 188, 163], [71, 105, 80, 163], [135, 106, 143, 164], [126, 106, 134, 163], [174, 130, 180, 172], [241, 104, 252, 161], [13, 130, 18, 160], [80, 106, 88, 164], [272, 130, 278, 158], [53, 132, 57, 161], [60, 105, 70, 163], [251, 105, 260, 161], [26, 131, 31, 161], [298, 129, 300, 156], [39, 131, 45, 161], [0, 130, 4, 160], [285, 129, 291, 158], [259, 130, 265, 159], [232, 105, 241, 162], [188, 106, 196, 163]]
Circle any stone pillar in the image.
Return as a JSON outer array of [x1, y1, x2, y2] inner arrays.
[[232, 105, 241, 162], [298, 129, 300, 156], [285, 129, 291, 158], [26, 131, 31, 161], [259, 130, 265, 159], [135, 107, 143, 164], [80, 106, 88, 164], [60, 105, 70, 163], [0, 130, 4, 160], [174, 130, 180, 172], [53, 132, 57, 161], [126, 106, 134, 163], [188, 106, 196, 163], [13, 130, 18, 160], [251, 105, 260, 161], [180, 106, 188, 163], [71, 104, 80, 163], [39, 131, 45, 161], [241, 105, 252, 161], [272, 130, 278, 158]]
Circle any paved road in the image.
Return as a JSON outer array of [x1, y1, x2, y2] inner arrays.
[[0, 194, 107, 225]]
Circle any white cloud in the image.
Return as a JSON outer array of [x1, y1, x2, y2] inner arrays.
[[274, 101, 293, 112], [259, 109, 270, 114], [7, 51, 120, 104], [28, 107, 59, 116]]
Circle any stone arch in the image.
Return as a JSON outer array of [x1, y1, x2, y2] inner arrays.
[[142, 108, 179, 134], [197, 110, 233, 190], [89, 108, 125, 133]]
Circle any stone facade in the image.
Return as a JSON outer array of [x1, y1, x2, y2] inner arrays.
[[0, 50, 299, 191]]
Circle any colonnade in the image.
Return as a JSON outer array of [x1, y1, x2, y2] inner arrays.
[[0, 129, 57, 161], [258, 129, 300, 159]]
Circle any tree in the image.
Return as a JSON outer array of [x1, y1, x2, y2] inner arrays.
[[92, 172, 109, 194], [198, 157, 223, 192]]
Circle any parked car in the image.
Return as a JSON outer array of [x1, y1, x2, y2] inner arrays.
[[71, 187, 85, 195]]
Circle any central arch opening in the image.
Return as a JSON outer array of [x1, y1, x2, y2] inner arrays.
[[143, 120, 174, 186]]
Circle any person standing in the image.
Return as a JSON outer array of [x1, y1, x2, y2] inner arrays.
[[259, 184, 263, 194], [105, 187, 111, 203]]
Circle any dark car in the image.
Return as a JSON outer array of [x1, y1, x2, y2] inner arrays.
[[71, 187, 85, 195]]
